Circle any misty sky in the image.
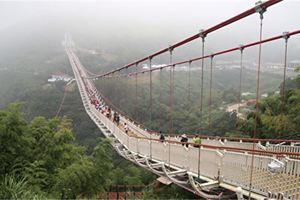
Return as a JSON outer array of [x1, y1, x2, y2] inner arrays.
[[0, 0, 299, 64]]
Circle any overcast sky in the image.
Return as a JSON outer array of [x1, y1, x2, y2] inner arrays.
[[0, 0, 299, 63]]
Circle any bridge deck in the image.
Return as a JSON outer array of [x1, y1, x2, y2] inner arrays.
[[67, 47, 300, 200]]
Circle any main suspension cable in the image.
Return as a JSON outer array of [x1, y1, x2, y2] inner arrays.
[[87, 0, 282, 79]]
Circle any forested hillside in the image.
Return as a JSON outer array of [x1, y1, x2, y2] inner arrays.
[[0, 50, 196, 199], [239, 67, 300, 139], [1, 52, 299, 199], [93, 65, 299, 138], [0, 103, 160, 199]]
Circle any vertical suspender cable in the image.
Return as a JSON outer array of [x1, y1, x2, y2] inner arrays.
[[103, 76, 106, 100], [172, 65, 175, 127], [168, 48, 173, 167], [188, 60, 192, 103], [125, 67, 128, 114], [135, 63, 138, 119], [280, 32, 289, 137], [160, 68, 163, 129], [198, 30, 206, 179], [149, 58, 153, 159], [209, 55, 214, 129], [249, 5, 265, 198], [238, 47, 244, 111]]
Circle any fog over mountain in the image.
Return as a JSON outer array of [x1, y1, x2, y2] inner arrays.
[[0, 0, 299, 66]]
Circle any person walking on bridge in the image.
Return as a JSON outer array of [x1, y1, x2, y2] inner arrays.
[[193, 135, 201, 148], [180, 134, 188, 148], [124, 123, 129, 135], [159, 131, 165, 143]]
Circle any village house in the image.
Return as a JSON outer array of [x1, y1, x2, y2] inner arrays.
[[48, 72, 72, 83]]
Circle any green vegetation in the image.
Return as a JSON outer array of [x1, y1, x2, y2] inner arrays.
[[0, 48, 159, 198], [0, 103, 155, 199], [94, 63, 299, 139], [95, 68, 281, 135], [142, 184, 199, 199], [1, 36, 298, 198], [239, 67, 300, 139]]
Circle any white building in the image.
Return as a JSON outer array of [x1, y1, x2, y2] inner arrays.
[[48, 72, 72, 83]]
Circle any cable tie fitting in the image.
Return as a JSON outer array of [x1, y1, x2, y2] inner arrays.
[[210, 54, 214, 59], [282, 32, 290, 42], [188, 60, 192, 64], [168, 45, 174, 53], [255, 1, 266, 20], [239, 44, 244, 52], [199, 29, 207, 40]]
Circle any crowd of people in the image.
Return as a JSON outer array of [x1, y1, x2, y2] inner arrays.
[[85, 85, 122, 128], [159, 132, 201, 149], [84, 82, 201, 150]]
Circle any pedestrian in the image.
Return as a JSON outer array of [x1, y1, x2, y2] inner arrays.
[[193, 135, 201, 148], [113, 112, 117, 123], [180, 134, 188, 148], [159, 131, 165, 143], [107, 107, 111, 118], [124, 123, 129, 134], [116, 114, 120, 126]]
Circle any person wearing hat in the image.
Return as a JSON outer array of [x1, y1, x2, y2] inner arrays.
[[180, 134, 189, 148]]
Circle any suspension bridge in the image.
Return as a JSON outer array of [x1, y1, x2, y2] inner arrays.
[[64, 0, 300, 199]]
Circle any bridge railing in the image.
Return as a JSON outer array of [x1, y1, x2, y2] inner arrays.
[[69, 46, 300, 199], [94, 103, 300, 197]]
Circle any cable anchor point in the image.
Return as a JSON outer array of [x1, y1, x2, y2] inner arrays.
[[282, 31, 290, 43], [255, 1, 266, 20], [239, 44, 244, 53], [199, 29, 207, 42], [168, 45, 173, 54]]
